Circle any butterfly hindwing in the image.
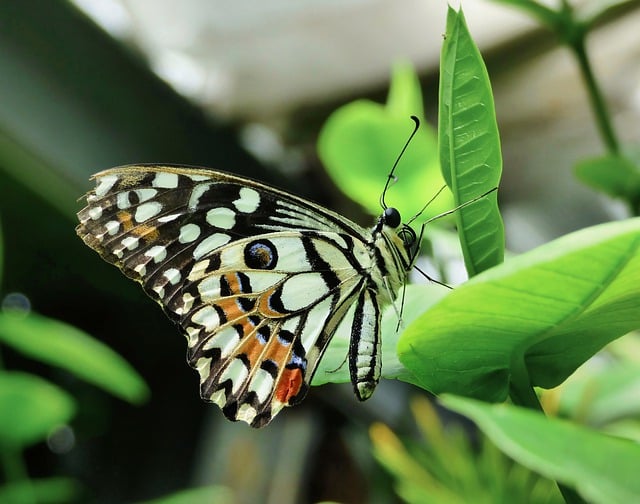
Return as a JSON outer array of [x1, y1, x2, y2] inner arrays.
[[76, 164, 394, 427]]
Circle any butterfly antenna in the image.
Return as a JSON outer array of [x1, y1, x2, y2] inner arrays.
[[380, 115, 421, 210], [406, 184, 448, 226]]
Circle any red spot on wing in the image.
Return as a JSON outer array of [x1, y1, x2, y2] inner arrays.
[[275, 366, 304, 404]]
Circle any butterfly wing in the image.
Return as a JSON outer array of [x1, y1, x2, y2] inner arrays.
[[76, 164, 375, 426]]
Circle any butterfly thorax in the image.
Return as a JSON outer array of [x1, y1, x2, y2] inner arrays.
[[367, 208, 414, 303]]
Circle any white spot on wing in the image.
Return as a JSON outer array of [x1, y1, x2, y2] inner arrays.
[[121, 236, 140, 250], [88, 206, 103, 220], [204, 326, 239, 358], [145, 245, 167, 263], [179, 223, 201, 243], [219, 358, 249, 394], [233, 187, 260, 213], [236, 404, 257, 424], [188, 183, 212, 211], [193, 233, 230, 259], [158, 213, 181, 223], [249, 368, 275, 403], [163, 268, 181, 285], [152, 172, 179, 188], [206, 207, 236, 230], [94, 174, 118, 197], [191, 305, 220, 332], [135, 201, 163, 222]]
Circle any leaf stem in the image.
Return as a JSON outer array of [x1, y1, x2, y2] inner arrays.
[[569, 30, 620, 156], [509, 353, 586, 504]]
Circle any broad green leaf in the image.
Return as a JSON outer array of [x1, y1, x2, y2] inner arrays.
[[0, 312, 149, 404], [439, 7, 504, 276], [0, 217, 3, 289], [442, 395, 640, 504], [314, 284, 447, 386], [139, 486, 234, 504], [0, 477, 82, 504], [575, 154, 640, 202], [398, 218, 640, 401], [318, 63, 451, 221], [0, 371, 75, 448]]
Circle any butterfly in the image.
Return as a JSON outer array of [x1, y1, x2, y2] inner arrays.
[[76, 163, 421, 427]]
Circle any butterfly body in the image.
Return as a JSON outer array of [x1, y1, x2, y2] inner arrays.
[[77, 165, 415, 427]]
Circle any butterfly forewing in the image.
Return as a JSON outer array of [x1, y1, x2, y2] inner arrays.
[[77, 164, 408, 427]]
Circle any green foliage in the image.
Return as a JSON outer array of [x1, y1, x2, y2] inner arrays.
[[0, 372, 75, 449], [371, 396, 562, 504], [138, 485, 234, 504], [398, 218, 640, 400], [442, 395, 640, 504], [0, 312, 149, 404], [317, 62, 452, 221], [438, 7, 504, 276], [0, 213, 149, 498], [318, 5, 640, 504]]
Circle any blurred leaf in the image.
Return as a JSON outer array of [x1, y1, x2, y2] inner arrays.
[[575, 154, 640, 202], [489, 0, 561, 29], [0, 371, 75, 448], [386, 61, 424, 120], [439, 7, 504, 276], [138, 485, 234, 504], [0, 312, 149, 404], [371, 396, 562, 504], [0, 477, 82, 504], [318, 63, 451, 221], [0, 216, 3, 290], [314, 284, 447, 386], [558, 363, 640, 427], [442, 395, 640, 504], [398, 218, 640, 401]]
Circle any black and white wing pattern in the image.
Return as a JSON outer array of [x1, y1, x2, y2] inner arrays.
[[76, 164, 414, 427]]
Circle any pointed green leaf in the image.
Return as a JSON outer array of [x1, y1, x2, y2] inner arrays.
[[0, 371, 76, 448], [439, 7, 504, 276], [398, 218, 640, 400], [0, 312, 149, 404], [442, 395, 640, 504]]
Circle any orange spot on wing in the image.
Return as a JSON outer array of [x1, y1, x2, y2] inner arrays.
[[257, 287, 287, 318], [216, 298, 249, 323], [116, 211, 159, 242], [117, 211, 134, 231], [275, 367, 304, 404]]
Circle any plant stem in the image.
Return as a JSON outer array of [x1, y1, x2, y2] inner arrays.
[[569, 25, 620, 156], [509, 354, 586, 504]]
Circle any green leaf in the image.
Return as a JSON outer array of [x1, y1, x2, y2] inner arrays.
[[489, 0, 562, 31], [138, 486, 234, 504], [575, 154, 640, 201], [442, 395, 640, 504], [314, 284, 448, 386], [398, 218, 640, 401], [0, 371, 76, 448], [438, 7, 504, 276], [0, 477, 82, 504], [0, 312, 149, 404], [558, 363, 640, 427], [318, 63, 451, 221]]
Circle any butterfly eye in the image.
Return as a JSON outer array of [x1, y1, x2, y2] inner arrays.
[[398, 225, 417, 248], [383, 207, 401, 228], [244, 239, 278, 269]]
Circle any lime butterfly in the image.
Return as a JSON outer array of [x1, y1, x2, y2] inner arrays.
[[76, 163, 420, 427]]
